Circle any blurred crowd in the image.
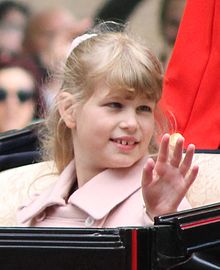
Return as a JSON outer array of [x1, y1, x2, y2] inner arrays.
[[0, 0, 185, 133]]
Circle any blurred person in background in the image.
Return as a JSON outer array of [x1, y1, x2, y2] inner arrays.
[[94, 0, 144, 24], [22, 7, 91, 109], [0, 0, 31, 61], [0, 56, 45, 133], [159, 0, 186, 68], [95, 0, 186, 69]]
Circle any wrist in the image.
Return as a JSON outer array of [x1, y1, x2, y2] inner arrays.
[[145, 204, 177, 220]]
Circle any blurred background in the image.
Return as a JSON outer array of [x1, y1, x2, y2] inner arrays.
[[19, 0, 163, 55], [0, 0, 186, 133]]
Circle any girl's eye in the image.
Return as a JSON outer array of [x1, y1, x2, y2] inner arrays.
[[106, 102, 123, 109], [137, 105, 152, 113]]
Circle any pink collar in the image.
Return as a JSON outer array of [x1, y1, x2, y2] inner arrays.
[[17, 156, 148, 223]]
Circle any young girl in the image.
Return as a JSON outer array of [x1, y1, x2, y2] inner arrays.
[[17, 22, 198, 227]]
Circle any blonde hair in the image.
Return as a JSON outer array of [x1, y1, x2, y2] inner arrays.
[[41, 22, 164, 173]]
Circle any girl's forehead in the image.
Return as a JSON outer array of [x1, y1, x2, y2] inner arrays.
[[92, 84, 153, 102], [106, 89, 138, 99]]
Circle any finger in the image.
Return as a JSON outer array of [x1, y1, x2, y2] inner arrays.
[[179, 144, 195, 176], [185, 165, 199, 189], [157, 134, 170, 163], [170, 136, 184, 167], [141, 158, 155, 188]]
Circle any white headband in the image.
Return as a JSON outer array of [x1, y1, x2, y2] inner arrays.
[[67, 33, 97, 57]]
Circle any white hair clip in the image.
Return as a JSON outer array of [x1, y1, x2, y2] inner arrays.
[[67, 33, 97, 57]]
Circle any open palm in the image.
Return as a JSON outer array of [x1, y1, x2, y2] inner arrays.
[[142, 134, 199, 219]]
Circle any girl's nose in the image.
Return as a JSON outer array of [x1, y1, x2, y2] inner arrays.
[[119, 110, 138, 132]]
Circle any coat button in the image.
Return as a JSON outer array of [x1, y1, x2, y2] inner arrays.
[[85, 216, 94, 227]]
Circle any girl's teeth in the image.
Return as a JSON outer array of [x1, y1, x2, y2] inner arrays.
[[114, 139, 135, 145]]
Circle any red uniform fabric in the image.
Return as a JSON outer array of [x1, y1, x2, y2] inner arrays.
[[161, 0, 220, 149]]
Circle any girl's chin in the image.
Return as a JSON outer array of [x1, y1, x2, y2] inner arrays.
[[108, 158, 139, 169]]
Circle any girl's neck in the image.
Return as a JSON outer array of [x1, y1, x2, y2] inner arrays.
[[74, 160, 104, 188]]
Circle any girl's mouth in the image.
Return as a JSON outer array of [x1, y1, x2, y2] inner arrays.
[[110, 137, 139, 151], [110, 139, 137, 145]]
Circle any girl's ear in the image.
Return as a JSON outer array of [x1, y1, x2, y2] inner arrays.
[[58, 92, 76, 128]]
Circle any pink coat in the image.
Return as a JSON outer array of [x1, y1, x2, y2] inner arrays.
[[17, 157, 191, 228]]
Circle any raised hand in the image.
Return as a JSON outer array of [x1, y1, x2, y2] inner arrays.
[[142, 134, 199, 219]]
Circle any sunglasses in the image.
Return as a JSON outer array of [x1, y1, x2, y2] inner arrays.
[[0, 87, 35, 103]]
